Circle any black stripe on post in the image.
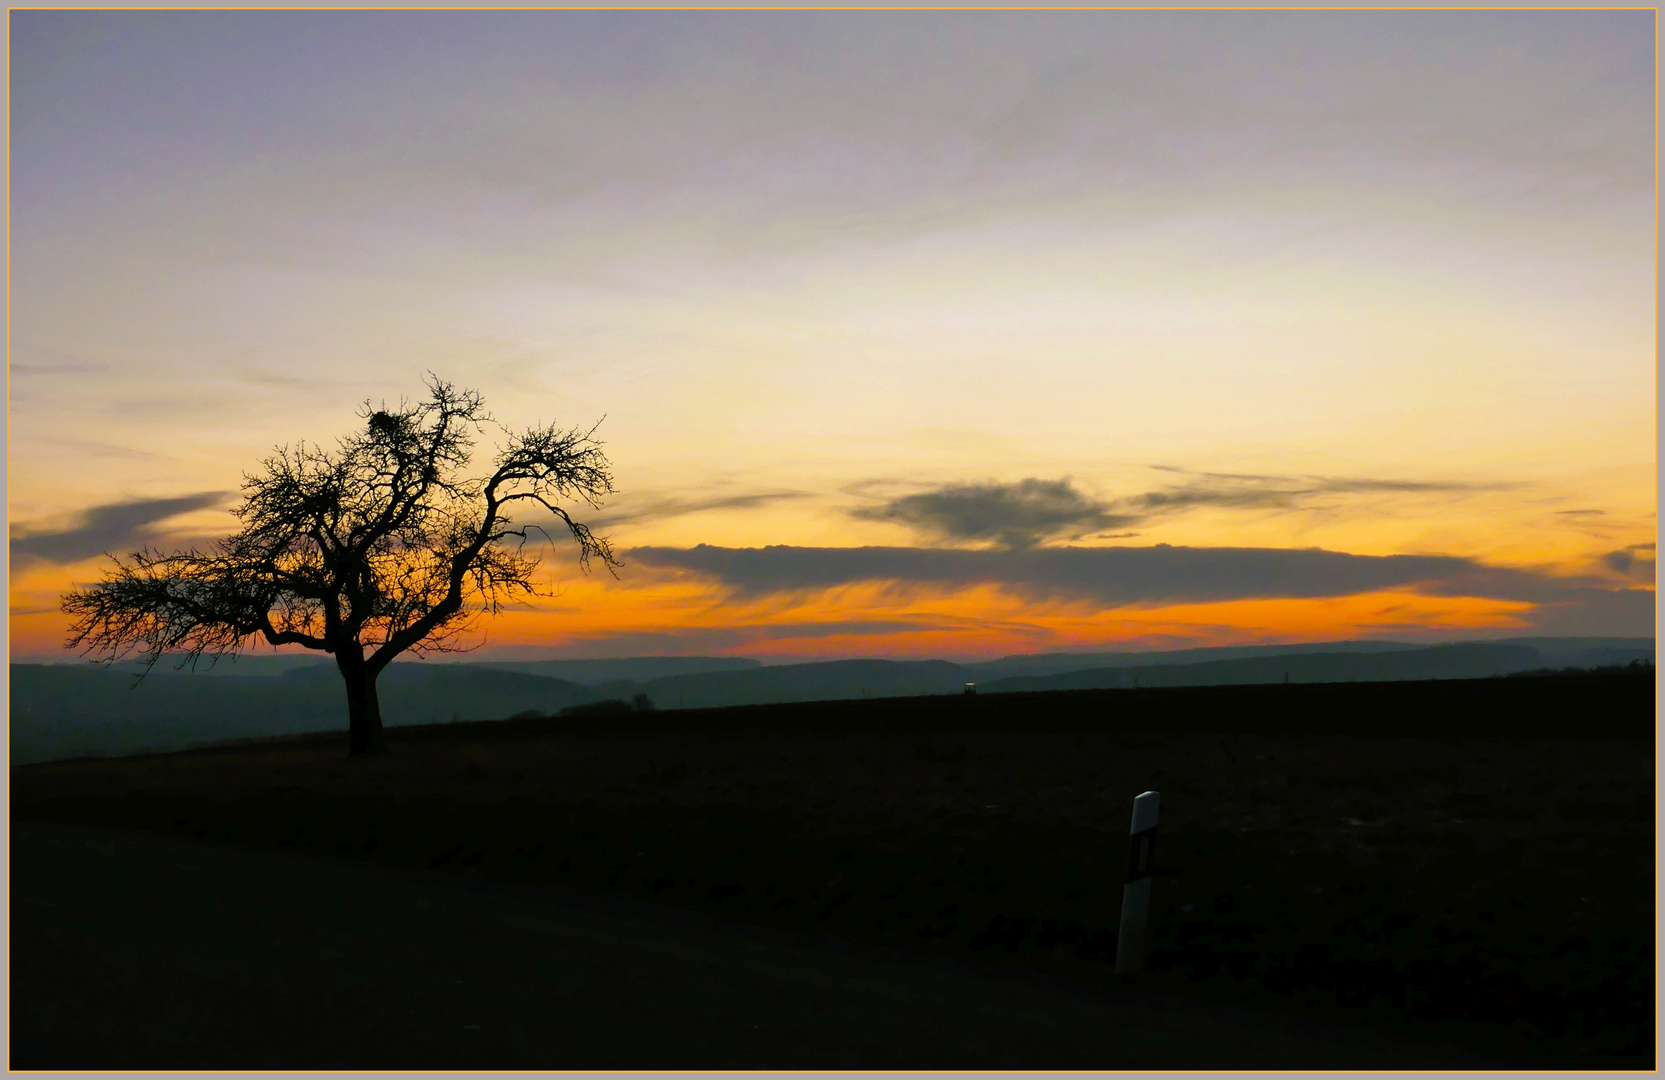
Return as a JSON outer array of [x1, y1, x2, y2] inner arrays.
[[1126, 826, 1156, 884]]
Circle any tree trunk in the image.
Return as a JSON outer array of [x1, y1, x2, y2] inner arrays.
[[338, 650, 389, 757]]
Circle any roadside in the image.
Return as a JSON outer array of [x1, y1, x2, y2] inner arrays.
[[13, 716, 1652, 1068], [12, 820, 1499, 1070]]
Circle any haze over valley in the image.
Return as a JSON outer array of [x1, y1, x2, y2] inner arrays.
[[13, 636, 1651, 765]]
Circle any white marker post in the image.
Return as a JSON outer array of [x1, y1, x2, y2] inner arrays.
[[1115, 790, 1160, 974]]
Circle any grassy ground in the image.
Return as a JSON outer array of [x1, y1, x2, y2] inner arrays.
[[13, 676, 1654, 1067]]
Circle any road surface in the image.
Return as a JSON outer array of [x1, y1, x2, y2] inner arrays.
[[12, 820, 1495, 1069]]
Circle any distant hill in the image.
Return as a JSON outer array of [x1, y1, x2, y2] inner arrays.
[[974, 642, 1544, 694], [25, 653, 759, 685], [63, 654, 336, 678], [11, 636, 1651, 765], [620, 640, 1639, 707], [958, 637, 1654, 681], [631, 659, 970, 710], [9, 663, 595, 765], [466, 656, 763, 685], [960, 640, 1423, 681], [1478, 637, 1655, 670]]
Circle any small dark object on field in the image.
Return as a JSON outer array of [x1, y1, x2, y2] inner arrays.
[[559, 700, 633, 718], [559, 696, 656, 719]]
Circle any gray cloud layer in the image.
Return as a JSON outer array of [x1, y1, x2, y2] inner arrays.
[[1132, 469, 1500, 513], [852, 478, 1136, 549], [1602, 543, 1657, 581], [853, 473, 1503, 548], [629, 543, 1649, 617], [10, 492, 230, 564], [16, 11, 1650, 243]]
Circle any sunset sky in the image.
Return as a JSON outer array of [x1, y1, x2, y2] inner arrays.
[[8, 10, 1656, 661]]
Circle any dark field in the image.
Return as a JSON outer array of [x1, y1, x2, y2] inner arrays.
[[12, 671, 1655, 1067]]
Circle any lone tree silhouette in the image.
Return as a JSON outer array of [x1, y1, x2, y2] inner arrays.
[[62, 375, 619, 756]]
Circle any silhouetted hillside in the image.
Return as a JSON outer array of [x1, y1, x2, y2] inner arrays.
[[12, 636, 1652, 764], [633, 659, 970, 710], [82, 654, 335, 678], [976, 643, 1542, 693], [616, 639, 1647, 709], [1483, 637, 1656, 670], [10, 664, 593, 765], [959, 637, 1653, 681], [960, 639, 1421, 680], [468, 656, 763, 684]]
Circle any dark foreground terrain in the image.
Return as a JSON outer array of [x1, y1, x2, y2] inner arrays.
[[12, 670, 1655, 1068], [13, 820, 1494, 1069]]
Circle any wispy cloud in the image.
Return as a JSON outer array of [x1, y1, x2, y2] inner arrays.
[[1131, 468, 1503, 515], [851, 478, 1136, 549], [501, 618, 954, 658], [23, 435, 169, 461], [11, 363, 104, 377], [587, 490, 810, 529], [851, 471, 1507, 547], [10, 492, 231, 565], [1601, 543, 1657, 581]]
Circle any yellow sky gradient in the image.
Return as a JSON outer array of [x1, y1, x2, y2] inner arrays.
[[8, 11, 1656, 661]]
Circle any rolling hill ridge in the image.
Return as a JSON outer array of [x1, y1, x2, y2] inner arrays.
[[10, 636, 1652, 765]]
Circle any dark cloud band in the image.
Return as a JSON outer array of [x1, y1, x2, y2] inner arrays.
[[629, 542, 1644, 611], [852, 478, 1134, 549], [849, 472, 1508, 550], [10, 492, 230, 564]]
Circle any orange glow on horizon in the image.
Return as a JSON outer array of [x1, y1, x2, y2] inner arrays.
[[10, 14, 1653, 669], [14, 553, 1642, 663]]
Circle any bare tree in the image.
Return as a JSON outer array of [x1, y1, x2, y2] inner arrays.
[[62, 375, 619, 756]]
